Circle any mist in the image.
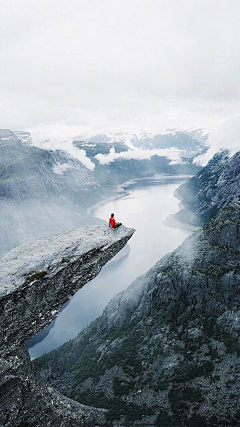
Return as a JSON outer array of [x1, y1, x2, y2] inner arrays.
[[2, 1, 240, 132], [195, 116, 240, 165], [95, 146, 183, 165]]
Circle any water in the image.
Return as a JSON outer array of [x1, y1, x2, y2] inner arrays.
[[29, 177, 191, 358]]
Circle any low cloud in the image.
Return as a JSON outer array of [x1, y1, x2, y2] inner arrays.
[[29, 128, 95, 171], [194, 116, 240, 165], [26, 127, 184, 168], [95, 147, 183, 165]]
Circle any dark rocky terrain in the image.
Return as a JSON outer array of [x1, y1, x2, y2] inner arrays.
[[173, 150, 240, 226], [35, 201, 240, 426], [0, 225, 134, 427], [2, 128, 239, 426]]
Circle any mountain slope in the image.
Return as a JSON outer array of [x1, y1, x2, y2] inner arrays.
[[131, 128, 209, 156], [0, 130, 106, 255], [173, 150, 240, 226], [0, 128, 204, 255], [0, 225, 134, 427], [35, 201, 240, 427], [73, 131, 205, 186]]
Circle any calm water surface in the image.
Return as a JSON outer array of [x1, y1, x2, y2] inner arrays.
[[29, 177, 191, 358]]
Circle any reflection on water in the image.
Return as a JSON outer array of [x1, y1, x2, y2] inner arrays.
[[29, 177, 191, 358]]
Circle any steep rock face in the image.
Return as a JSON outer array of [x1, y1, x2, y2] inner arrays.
[[0, 129, 100, 203], [0, 225, 134, 427], [173, 150, 240, 226], [36, 203, 240, 426]]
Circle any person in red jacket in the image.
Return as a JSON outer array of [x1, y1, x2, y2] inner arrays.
[[109, 213, 122, 229]]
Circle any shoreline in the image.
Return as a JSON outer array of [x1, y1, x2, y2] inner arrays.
[[163, 213, 201, 232], [164, 182, 201, 232], [87, 174, 191, 217]]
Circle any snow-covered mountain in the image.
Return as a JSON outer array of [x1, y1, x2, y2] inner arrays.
[[72, 128, 209, 157], [130, 128, 209, 155], [72, 129, 207, 185]]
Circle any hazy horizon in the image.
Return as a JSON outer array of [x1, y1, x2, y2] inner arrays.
[[2, 1, 240, 133]]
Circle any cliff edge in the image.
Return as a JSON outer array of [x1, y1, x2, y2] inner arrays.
[[36, 203, 240, 426], [0, 224, 134, 426]]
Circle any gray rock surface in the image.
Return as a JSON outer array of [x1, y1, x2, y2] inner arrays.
[[36, 202, 240, 426], [0, 224, 134, 426], [173, 150, 240, 226]]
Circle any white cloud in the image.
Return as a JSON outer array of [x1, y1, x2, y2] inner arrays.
[[194, 116, 240, 165], [28, 127, 95, 170], [95, 147, 183, 165]]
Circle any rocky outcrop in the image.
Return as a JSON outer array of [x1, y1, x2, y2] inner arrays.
[[36, 202, 240, 426], [173, 150, 240, 226], [0, 225, 134, 426]]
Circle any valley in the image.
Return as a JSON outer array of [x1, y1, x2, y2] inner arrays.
[[28, 176, 191, 357]]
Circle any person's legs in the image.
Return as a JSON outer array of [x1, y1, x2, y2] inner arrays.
[[114, 222, 122, 228]]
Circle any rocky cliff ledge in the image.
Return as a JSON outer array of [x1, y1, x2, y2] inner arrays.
[[36, 203, 240, 426], [0, 225, 134, 426]]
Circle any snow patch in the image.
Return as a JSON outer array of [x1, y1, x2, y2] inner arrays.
[[27, 128, 95, 171]]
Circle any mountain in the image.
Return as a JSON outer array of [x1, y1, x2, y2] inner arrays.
[[173, 150, 240, 226], [77, 128, 209, 155], [73, 139, 129, 163], [35, 201, 240, 427], [130, 128, 209, 157], [0, 128, 204, 255], [92, 156, 199, 187], [73, 132, 205, 187], [0, 130, 106, 255], [0, 225, 134, 427]]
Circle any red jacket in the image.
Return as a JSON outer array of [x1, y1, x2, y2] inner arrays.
[[109, 217, 116, 228]]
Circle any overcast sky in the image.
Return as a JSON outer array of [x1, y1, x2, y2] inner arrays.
[[2, 0, 240, 134]]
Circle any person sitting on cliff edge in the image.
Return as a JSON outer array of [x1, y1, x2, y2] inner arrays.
[[109, 213, 122, 229]]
